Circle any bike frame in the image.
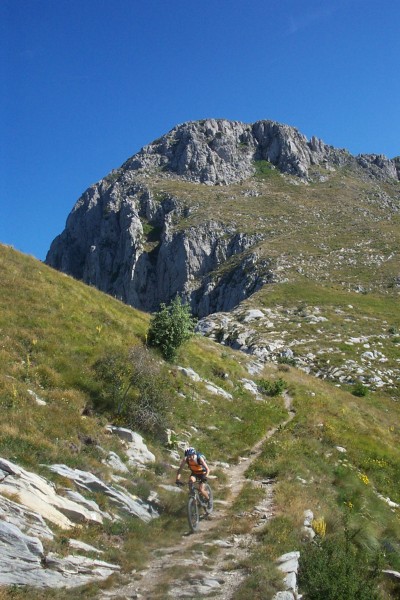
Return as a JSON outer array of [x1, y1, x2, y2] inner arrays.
[[186, 480, 213, 532]]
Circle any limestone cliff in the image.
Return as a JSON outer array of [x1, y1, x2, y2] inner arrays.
[[46, 118, 399, 315]]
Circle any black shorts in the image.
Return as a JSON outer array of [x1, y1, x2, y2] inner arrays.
[[191, 472, 207, 483]]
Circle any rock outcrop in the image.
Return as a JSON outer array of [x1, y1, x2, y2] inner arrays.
[[0, 426, 159, 588], [46, 464, 157, 522], [46, 180, 271, 316], [0, 458, 103, 529], [121, 119, 398, 184], [196, 304, 400, 390], [46, 118, 399, 315], [0, 519, 120, 589]]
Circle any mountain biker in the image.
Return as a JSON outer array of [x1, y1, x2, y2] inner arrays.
[[176, 447, 210, 503]]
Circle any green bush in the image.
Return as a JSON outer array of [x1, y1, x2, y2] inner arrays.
[[277, 355, 296, 366], [92, 345, 171, 435], [298, 533, 383, 600], [147, 296, 196, 361], [92, 350, 130, 411], [258, 377, 286, 397], [352, 382, 369, 397], [254, 159, 279, 179]]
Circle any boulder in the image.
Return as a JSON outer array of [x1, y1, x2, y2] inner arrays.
[[0, 458, 102, 529], [204, 382, 233, 400], [0, 520, 119, 588], [47, 464, 158, 522], [177, 366, 202, 381], [241, 378, 260, 397], [106, 427, 156, 466], [106, 425, 136, 442], [62, 489, 112, 521], [243, 309, 265, 322], [272, 592, 295, 600], [102, 451, 130, 473], [0, 494, 54, 540], [68, 539, 103, 553]]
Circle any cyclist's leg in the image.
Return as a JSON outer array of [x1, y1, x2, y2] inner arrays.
[[198, 478, 209, 501], [189, 474, 196, 490]]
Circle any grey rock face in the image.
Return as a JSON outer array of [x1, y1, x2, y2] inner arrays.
[[0, 457, 103, 529], [46, 179, 270, 315], [0, 494, 54, 540], [46, 118, 399, 315], [47, 464, 158, 522], [356, 153, 398, 180], [0, 520, 119, 588], [393, 156, 400, 179], [124, 118, 398, 184], [126, 119, 256, 185]]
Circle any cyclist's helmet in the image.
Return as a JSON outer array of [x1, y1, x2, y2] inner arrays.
[[185, 447, 196, 457]]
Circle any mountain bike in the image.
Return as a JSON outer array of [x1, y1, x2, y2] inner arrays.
[[177, 480, 213, 532]]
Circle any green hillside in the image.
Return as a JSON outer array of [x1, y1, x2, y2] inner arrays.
[[0, 243, 399, 599], [145, 165, 400, 295]]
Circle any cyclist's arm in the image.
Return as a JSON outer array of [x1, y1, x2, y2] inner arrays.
[[176, 458, 186, 482], [200, 457, 210, 476]]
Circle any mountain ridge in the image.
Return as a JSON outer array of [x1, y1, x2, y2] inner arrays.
[[46, 118, 400, 318], [123, 118, 400, 184]]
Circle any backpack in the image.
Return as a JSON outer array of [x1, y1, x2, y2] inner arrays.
[[186, 451, 206, 465], [196, 452, 206, 464]]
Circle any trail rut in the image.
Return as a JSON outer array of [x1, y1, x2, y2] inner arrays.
[[99, 393, 294, 599]]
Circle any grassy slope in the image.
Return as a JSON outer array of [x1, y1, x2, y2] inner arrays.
[[147, 165, 400, 293], [0, 244, 284, 597], [1, 243, 399, 598], [0, 244, 284, 467]]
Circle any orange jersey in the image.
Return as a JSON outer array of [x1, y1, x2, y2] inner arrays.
[[187, 454, 207, 475]]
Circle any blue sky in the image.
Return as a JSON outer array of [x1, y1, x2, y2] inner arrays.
[[1, 0, 399, 261]]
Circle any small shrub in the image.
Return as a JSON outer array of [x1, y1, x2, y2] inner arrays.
[[92, 350, 130, 411], [277, 355, 296, 367], [215, 329, 225, 343], [258, 377, 287, 397], [298, 532, 383, 600], [135, 478, 151, 501], [254, 160, 279, 179], [34, 364, 62, 388], [92, 345, 171, 435], [352, 382, 369, 397], [122, 346, 172, 435], [147, 296, 196, 362], [312, 517, 327, 538], [212, 366, 227, 379], [152, 462, 169, 476]]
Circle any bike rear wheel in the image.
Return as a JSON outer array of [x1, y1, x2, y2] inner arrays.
[[187, 496, 199, 532]]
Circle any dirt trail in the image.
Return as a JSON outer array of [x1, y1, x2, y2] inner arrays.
[[99, 393, 294, 599]]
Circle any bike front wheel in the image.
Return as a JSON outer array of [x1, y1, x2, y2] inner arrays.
[[187, 496, 199, 532], [204, 483, 213, 515]]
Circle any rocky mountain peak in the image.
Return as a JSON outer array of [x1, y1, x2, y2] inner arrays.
[[46, 118, 399, 318], [122, 118, 398, 184], [123, 118, 322, 183]]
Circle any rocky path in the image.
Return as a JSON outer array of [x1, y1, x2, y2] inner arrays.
[[99, 394, 295, 599]]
